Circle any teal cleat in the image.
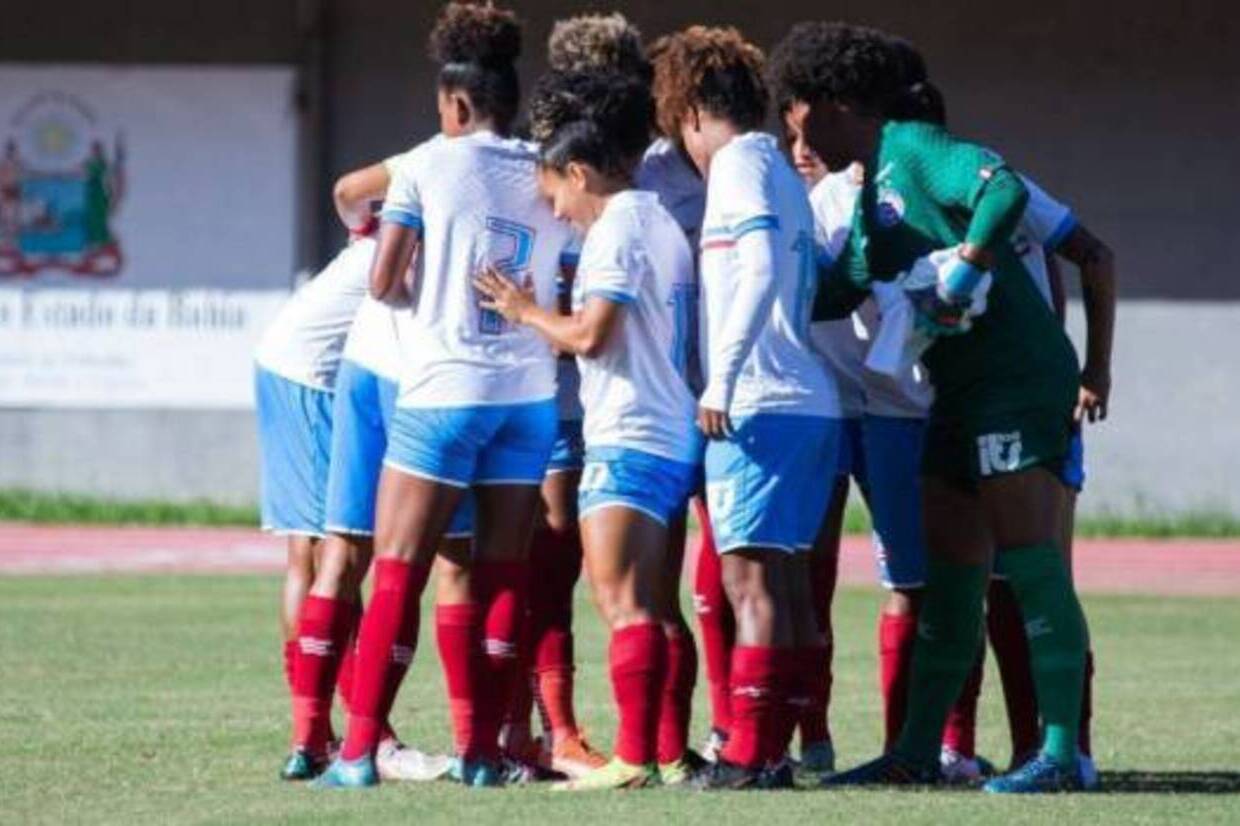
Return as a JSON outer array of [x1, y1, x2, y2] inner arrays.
[[799, 740, 836, 780], [823, 753, 941, 788], [460, 759, 506, 788], [983, 752, 1087, 794], [280, 748, 328, 781], [311, 755, 380, 789]]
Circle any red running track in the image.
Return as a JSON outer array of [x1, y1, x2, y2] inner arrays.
[[2, 523, 1238, 597]]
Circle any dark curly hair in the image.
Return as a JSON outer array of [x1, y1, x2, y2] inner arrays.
[[883, 33, 946, 124], [530, 70, 653, 179], [547, 13, 651, 85], [767, 21, 908, 119], [428, 2, 523, 133], [651, 26, 768, 138]]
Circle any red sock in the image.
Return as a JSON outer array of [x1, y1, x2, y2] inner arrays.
[[435, 602, 482, 757], [797, 643, 832, 749], [340, 559, 429, 761], [879, 611, 918, 752], [942, 644, 984, 758], [474, 561, 529, 761], [529, 526, 582, 742], [283, 639, 296, 695], [290, 595, 353, 753], [334, 602, 361, 713], [720, 646, 778, 769], [987, 578, 1040, 760], [1079, 649, 1094, 756], [692, 499, 735, 735], [657, 621, 698, 764], [610, 623, 668, 766]]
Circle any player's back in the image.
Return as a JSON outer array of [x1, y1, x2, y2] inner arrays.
[[385, 131, 575, 408]]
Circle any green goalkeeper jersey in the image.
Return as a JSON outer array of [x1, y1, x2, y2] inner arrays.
[[821, 120, 1079, 427]]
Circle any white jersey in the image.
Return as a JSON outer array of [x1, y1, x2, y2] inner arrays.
[[574, 191, 698, 463], [381, 131, 577, 408], [1013, 174, 1076, 307], [342, 295, 402, 382], [699, 132, 838, 418], [635, 138, 706, 250], [254, 238, 371, 390]]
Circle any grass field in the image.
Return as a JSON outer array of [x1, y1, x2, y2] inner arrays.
[[2, 576, 1239, 825]]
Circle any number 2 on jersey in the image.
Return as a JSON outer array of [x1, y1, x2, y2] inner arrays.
[[479, 217, 537, 335]]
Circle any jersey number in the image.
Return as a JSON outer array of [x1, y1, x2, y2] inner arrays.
[[479, 217, 536, 335]]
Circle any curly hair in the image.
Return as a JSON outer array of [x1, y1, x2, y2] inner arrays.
[[547, 13, 651, 83], [428, 1, 521, 67], [428, 2, 523, 132], [766, 21, 907, 118], [529, 70, 653, 178], [651, 26, 768, 138]]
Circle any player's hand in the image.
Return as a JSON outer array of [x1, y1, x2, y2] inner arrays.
[[905, 284, 972, 335], [697, 405, 733, 440], [474, 265, 534, 324], [348, 214, 378, 242], [1076, 364, 1111, 423]]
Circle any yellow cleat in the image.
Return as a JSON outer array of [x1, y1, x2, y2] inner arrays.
[[551, 757, 661, 791]]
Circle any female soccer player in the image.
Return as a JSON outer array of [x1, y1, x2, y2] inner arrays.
[[477, 68, 700, 790], [281, 156, 466, 784], [652, 26, 842, 790], [770, 21, 1092, 792], [315, 2, 578, 789]]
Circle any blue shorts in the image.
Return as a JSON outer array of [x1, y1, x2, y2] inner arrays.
[[255, 367, 333, 537], [704, 414, 840, 553], [324, 361, 474, 538], [385, 399, 557, 488], [547, 419, 585, 474], [1062, 428, 1085, 492], [862, 415, 929, 589], [837, 417, 867, 483], [578, 446, 697, 526]]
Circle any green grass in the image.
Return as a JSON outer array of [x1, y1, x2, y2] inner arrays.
[[2, 576, 1238, 825], [4, 487, 1240, 539]]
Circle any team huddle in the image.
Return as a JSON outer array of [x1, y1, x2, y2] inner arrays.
[[253, 2, 1116, 794]]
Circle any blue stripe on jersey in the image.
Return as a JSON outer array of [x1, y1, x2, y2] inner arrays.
[[381, 209, 424, 232], [732, 214, 781, 239], [584, 288, 636, 305], [1046, 212, 1078, 250]]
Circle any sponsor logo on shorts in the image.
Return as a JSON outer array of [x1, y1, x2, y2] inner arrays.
[[579, 461, 611, 492], [977, 431, 1024, 477]]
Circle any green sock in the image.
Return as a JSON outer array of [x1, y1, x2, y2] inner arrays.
[[892, 559, 988, 767], [995, 543, 1088, 769]]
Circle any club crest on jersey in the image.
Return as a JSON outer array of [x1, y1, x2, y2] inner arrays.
[[875, 184, 905, 228]]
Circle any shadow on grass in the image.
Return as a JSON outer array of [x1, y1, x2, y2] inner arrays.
[[1099, 771, 1240, 794]]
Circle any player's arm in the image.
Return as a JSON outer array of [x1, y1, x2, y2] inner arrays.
[[698, 221, 781, 437], [814, 243, 871, 321], [1057, 223, 1116, 422], [474, 266, 623, 357], [370, 152, 426, 306], [333, 162, 392, 235], [1046, 252, 1067, 324]]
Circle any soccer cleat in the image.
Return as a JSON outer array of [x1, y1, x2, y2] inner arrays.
[[280, 747, 328, 781], [822, 753, 941, 788], [982, 752, 1087, 794], [700, 728, 728, 764], [459, 759, 506, 788], [659, 750, 709, 786], [375, 739, 453, 782], [939, 747, 996, 785], [688, 758, 765, 791], [1078, 753, 1100, 791], [798, 740, 836, 779], [549, 734, 609, 780], [759, 758, 797, 790], [551, 757, 660, 791], [311, 755, 380, 789]]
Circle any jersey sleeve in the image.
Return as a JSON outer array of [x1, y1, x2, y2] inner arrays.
[[1017, 175, 1077, 250], [706, 143, 780, 242], [379, 148, 426, 234], [577, 220, 641, 305], [381, 153, 404, 178], [905, 128, 1029, 249]]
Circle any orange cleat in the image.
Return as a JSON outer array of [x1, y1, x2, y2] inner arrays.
[[550, 734, 609, 780]]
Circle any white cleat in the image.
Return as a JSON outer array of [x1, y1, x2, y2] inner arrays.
[[939, 747, 991, 785], [375, 739, 453, 782], [701, 728, 728, 764]]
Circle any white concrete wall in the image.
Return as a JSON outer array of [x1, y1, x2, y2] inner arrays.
[[1, 301, 1236, 515]]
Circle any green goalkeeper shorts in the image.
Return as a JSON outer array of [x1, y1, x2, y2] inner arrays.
[[921, 407, 1072, 492]]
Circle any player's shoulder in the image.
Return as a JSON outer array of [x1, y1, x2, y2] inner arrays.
[[715, 131, 779, 172]]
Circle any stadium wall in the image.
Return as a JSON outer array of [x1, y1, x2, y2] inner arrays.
[[1, 0, 1236, 515]]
